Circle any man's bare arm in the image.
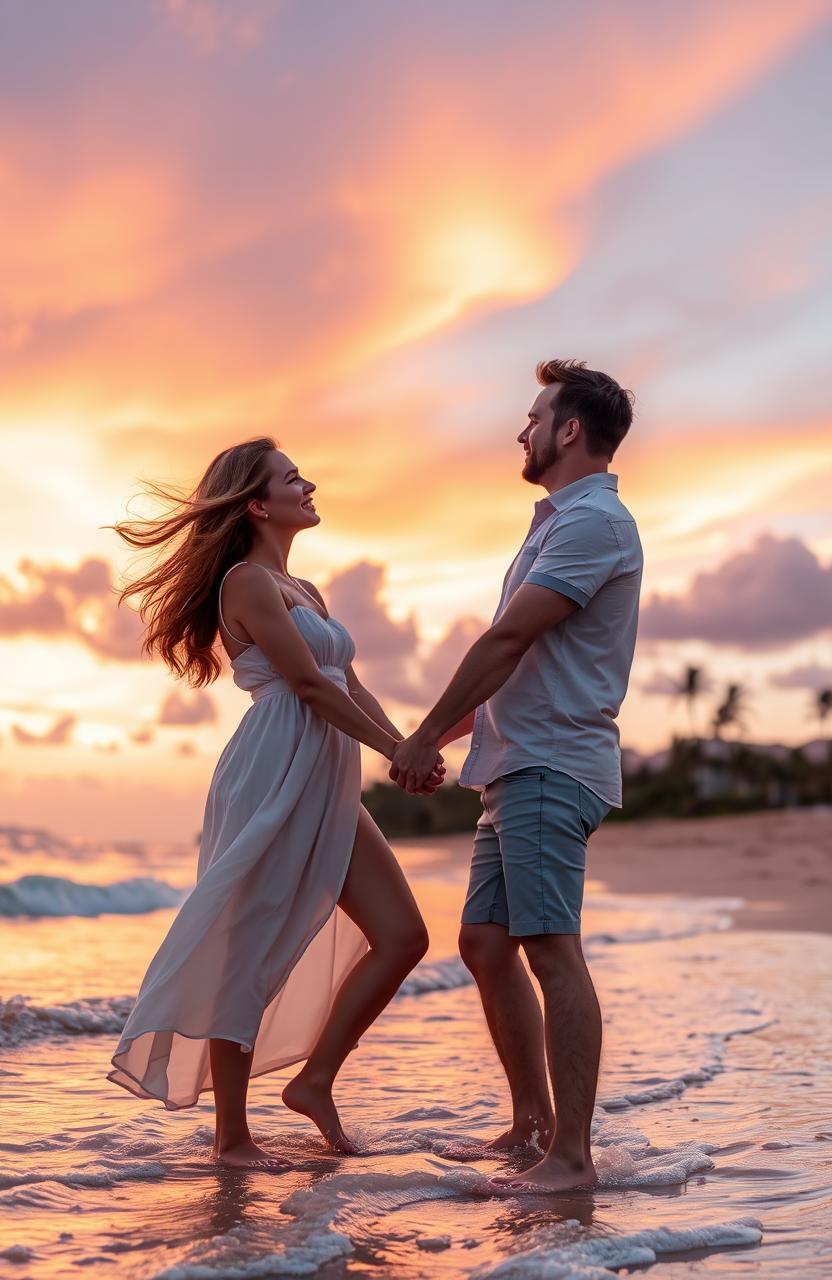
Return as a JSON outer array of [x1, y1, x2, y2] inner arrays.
[[438, 710, 476, 749], [390, 585, 578, 791]]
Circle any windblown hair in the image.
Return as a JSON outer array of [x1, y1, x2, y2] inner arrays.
[[536, 358, 634, 458], [106, 437, 277, 687]]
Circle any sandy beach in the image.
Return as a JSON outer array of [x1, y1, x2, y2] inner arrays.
[[590, 807, 832, 934], [418, 806, 832, 935]]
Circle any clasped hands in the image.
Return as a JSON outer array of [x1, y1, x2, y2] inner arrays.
[[389, 730, 445, 795]]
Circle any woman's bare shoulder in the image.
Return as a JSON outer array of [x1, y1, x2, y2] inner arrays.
[[222, 562, 287, 607]]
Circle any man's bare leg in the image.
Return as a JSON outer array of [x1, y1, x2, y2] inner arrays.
[[459, 922, 554, 1150], [497, 933, 600, 1192]]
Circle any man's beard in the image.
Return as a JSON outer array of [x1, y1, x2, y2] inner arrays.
[[523, 437, 561, 483]]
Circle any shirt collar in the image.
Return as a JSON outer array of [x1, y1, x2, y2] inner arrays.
[[532, 472, 618, 526]]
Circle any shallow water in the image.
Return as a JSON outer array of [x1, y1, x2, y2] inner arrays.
[[1, 824, 830, 1278]]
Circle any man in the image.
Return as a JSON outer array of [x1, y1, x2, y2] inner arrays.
[[390, 358, 643, 1193]]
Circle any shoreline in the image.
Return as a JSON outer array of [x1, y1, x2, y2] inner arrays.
[[397, 808, 831, 936]]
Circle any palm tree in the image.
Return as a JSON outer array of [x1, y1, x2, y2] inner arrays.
[[815, 688, 832, 786], [677, 665, 705, 738], [712, 683, 749, 740]]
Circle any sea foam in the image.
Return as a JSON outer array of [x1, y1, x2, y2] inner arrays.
[[397, 956, 474, 996], [0, 995, 134, 1048], [598, 1020, 775, 1112], [471, 1217, 762, 1278]]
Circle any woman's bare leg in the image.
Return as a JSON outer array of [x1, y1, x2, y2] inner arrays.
[[210, 1039, 290, 1169], [282, 806, 429, 1151]]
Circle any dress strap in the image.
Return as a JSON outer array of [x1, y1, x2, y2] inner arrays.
[[218, 562, 253, 647]]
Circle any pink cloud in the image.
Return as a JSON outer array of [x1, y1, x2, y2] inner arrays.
[[0, 588, 67, 635], [162, 0, 274, 56], [769, 663, 832, 690], [129, 726, 156, 745], [158, 690, 217, 726], [324, 561, 486, 708], [12, 713, 76, 746], [0, 556, 145, 660], [413, 616, 485, 705], [640, 534, 832, 649], [324, 561, 423, 703]]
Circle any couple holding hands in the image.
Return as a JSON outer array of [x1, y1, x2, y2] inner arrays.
[[108, 357, 642, 1195]]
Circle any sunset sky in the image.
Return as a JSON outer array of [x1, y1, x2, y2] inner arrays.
[[1, 0, 831, 841]]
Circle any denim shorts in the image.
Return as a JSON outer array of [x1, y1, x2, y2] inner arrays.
[[461, 767, 611, 936]]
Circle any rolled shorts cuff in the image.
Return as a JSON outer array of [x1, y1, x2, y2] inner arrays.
[[506, 916, 581, 937], [460, 904, 510, 929], [459, 907, 581, 937]]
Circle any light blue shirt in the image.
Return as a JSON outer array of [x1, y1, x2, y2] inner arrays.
[[459, 472, 643, 807]]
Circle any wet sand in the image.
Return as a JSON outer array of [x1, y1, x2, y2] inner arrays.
[[3, 816, 831, 1277]]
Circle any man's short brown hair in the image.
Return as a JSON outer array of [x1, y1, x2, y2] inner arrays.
[[536, 359, 634, 458]]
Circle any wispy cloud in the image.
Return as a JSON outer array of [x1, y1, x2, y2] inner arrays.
[[161, 0, 276, 56]]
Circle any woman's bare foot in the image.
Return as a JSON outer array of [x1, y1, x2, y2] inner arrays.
[[282, 1074, 359, 1154], [211, 1137, 291, 1171], [490, 1153, 598, 1194]]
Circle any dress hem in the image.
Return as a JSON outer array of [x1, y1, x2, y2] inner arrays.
[[109, 798, 366, 1111], [107, 1040, 314, 1111]]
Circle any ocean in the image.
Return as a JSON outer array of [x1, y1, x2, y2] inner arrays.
[[1, 822, 830, 1278]]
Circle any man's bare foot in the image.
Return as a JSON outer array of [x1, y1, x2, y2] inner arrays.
[[282, 1074, 359, 1154], [211, 1138, 291, 1172], [491, 1153, 598, 1194], [439, 1118, 553, 1162], [486, 1119, 554, 1153]]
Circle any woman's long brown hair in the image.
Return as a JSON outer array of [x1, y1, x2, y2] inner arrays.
[[106, 437, 277, 687]]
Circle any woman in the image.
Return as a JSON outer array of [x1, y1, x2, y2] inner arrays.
[[107, 437, 443, 1169]]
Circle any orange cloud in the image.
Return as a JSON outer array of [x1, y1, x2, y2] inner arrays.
[[2, 0, 825, 422], [158, 690, 217, 726], [129, 726, 156, 745], [0, 557, 146, 660], [12, 713, 76, 746], [0, 139, 183, 338], [624, 420, 832, 546], [0, 0, 829, 834]]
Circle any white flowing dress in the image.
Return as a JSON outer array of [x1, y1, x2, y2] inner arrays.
[[108, 562, 368, 1109]]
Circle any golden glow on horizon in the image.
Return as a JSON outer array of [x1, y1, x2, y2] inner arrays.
[[1, 1, 830, 838]]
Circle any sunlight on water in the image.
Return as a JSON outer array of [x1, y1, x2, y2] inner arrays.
[[1, 826, 830, 1278]]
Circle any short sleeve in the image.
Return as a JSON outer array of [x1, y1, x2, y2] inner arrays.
[[524, 505, 621, 607]]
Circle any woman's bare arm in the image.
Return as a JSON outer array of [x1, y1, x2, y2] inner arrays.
[[286, 578, 443, 789], [226, 564, 397, 759], [345, 668, 404, 741], [292, 580, 406, 742]]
